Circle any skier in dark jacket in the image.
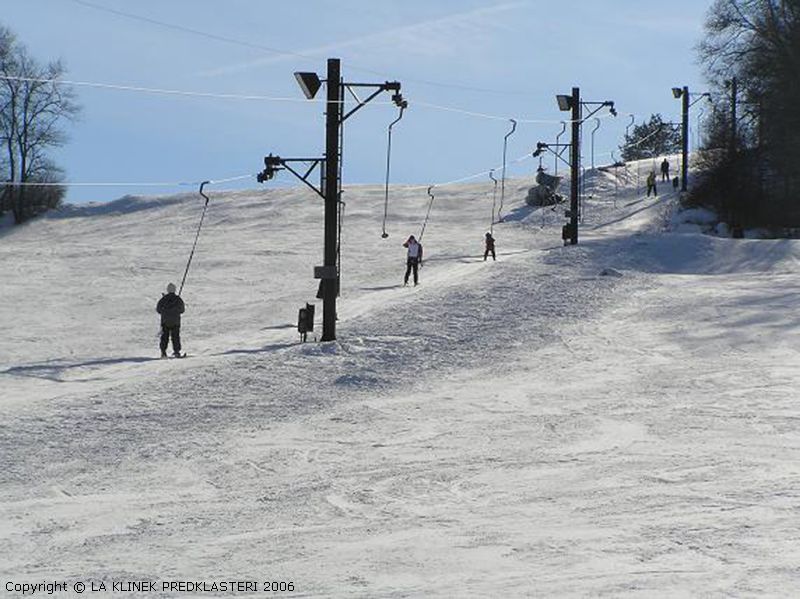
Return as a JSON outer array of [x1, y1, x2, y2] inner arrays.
[[156, 282, 185, 357], [660, 158, 670, 182], [484, 232, 496, 261], [403, 235, 423, 286]]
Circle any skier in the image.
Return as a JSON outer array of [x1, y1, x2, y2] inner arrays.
[[156, 282, 185, 358], [646, 170, 658, 197], [660, 158, 670, 182], [403, 235, 423, 286], [484, 232, 496, 261]]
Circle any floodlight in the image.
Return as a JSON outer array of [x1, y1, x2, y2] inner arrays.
[[294, 72, 322, 99], [556, 94, 572, 111], [671, 87, 683, 99]]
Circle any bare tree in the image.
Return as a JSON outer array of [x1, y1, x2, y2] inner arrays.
[[0, 26, 80, 223], [694, 1, 800, 228]]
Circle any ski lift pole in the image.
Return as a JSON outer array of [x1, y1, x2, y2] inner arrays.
[[555, 121, 566, 176], [625, 114, 635, 139], [488, 169, 498, 235], [591, 118, 601, 170], [498, 118, 517, 222], [625, 114, 635, 175], [382, 105, 405, 238], [694, 106, 705, 150], [419, 185, 435, 241], [179, 180, 211, 296]]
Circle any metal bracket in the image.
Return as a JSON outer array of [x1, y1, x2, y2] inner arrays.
[[258, 154, 326, 200]]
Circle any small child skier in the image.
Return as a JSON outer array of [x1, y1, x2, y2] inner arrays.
[[484, 232, 496, 261], [646, 170, 658, 197]]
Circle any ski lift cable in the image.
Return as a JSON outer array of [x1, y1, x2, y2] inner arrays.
[[498, 119, 517, 222], [178, 180, 211, 296], [413, 101, 569, 124], [590, 126, 673, 164], [404, 150, 534, 194], [0, 75, 326, 103], [488, 169, 498, 235], [412, 150, 533, 242], [410, 101, 617, 124], [418, 185, 436, 241], [381, 105, 406, 239], [3, 173, 254, 188], [0, 75, 613, 124]]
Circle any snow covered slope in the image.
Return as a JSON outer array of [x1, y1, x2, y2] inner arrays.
[[2, 162, 800, 597]]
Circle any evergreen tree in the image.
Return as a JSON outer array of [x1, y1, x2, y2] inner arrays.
[[620, 114, 681, 161]]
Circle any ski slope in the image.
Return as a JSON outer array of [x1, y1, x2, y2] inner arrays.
[[2, 162, 800, 597]]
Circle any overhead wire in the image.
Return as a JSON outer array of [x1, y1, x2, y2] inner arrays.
[[0, 75, 320, 103], [0, 74, 606, 125], [65, 0, 535, 97], [2, 174, 253, 188], [67, 0, 311, 63], [589, 125, 675, 164]]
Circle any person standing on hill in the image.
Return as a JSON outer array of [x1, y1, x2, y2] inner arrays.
[[660, 158, 670, 182], [484, 232, 496, 261], [646, 170, 658, 197], [403, 235, 423, 286], [156, 282, 185, 358]]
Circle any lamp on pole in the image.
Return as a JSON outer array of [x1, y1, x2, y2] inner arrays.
[[555, 89, 616, 245], [672, 86, 712, 193], [260, 59, 405, 341]]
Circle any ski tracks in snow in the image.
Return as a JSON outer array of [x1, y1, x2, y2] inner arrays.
[[4, 170, 800, 595]]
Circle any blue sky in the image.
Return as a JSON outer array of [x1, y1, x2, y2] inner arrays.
[[5, 0, 713, 204]]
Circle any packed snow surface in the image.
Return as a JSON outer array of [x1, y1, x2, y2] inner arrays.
[[2, 161, 800, 597]]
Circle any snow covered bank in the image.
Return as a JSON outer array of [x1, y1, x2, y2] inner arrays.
[[2, 163, 800, 596]]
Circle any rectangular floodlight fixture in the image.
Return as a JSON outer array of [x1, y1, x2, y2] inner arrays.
[[556, 94, 572, 111], [294, 72, 322, 99], [672, 87, 684, 99]]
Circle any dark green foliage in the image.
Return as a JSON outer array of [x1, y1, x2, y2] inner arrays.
[[620, 114, 681, 161]]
